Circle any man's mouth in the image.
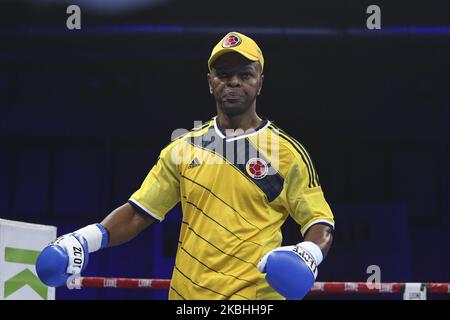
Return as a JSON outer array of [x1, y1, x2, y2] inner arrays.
[[223, 93, 243, 101]]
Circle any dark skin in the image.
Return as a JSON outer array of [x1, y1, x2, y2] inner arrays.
[[207, 52, 264, 133], [100, 52, 333, 260], [100, 203, 154, 247]]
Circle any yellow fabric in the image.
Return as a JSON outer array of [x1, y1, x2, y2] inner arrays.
[[129, 118, 334, 300]]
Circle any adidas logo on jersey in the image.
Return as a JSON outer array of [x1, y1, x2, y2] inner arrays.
[[188, 157, 201, 169]]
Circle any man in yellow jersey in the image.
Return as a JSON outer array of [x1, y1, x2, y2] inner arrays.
[[36, 32, 334, 300]]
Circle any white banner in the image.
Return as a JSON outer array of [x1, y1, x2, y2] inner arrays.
[[0, 219, 57, 300]]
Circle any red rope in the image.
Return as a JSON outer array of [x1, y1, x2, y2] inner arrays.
[[74, 277, 450, 295], [79, 277, 170, 289]]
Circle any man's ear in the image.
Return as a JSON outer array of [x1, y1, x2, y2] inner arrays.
[[257, 74, 264, 96], [207, 73, 213, 94]]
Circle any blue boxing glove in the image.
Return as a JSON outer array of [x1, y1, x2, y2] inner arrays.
[[36, 223, 109, 287], [258, 241, 323, 300]]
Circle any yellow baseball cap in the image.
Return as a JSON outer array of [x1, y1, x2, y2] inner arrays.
[[208, 32, 264, 72]]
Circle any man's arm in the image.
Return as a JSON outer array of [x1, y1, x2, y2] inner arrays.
[[101, 203, 156, 247], [303, 224, 333, 258], [35, 203, 155, 287], [36, 139, 181, 287]]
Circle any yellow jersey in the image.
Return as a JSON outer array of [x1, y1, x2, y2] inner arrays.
[[129, 117, 334, 300]]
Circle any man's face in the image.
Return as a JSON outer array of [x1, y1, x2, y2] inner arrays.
[[208, 52, 264, 117]]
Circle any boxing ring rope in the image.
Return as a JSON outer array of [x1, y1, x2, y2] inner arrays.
[[67, 276, 450, 297]]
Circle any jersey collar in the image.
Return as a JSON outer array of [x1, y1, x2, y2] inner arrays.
[[213, 116, 270, 142]]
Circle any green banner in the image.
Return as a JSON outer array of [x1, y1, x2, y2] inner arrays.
[[5, 247, 40, 265], [4, 247, 48, 299]]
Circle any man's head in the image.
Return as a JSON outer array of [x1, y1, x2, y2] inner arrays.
[[207, 32, 264, 117]]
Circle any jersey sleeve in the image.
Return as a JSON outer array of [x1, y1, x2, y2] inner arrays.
[[284, 155, 335, 237], [128, 141, 182, 222]]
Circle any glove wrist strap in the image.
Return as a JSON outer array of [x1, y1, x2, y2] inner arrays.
[[296, 241, 323, 266], [74, 223, 109, 253]]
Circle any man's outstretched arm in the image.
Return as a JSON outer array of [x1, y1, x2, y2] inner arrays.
[[35, 203, 155, 287], [101, 203, 156, 247]]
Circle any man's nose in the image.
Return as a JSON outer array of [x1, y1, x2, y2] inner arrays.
[[227, 74, 241, 87]]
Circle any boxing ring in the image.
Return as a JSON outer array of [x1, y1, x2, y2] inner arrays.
[[67, 276, 450, 300]]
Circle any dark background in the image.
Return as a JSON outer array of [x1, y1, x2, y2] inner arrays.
[[0, 0, 449, 299]]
